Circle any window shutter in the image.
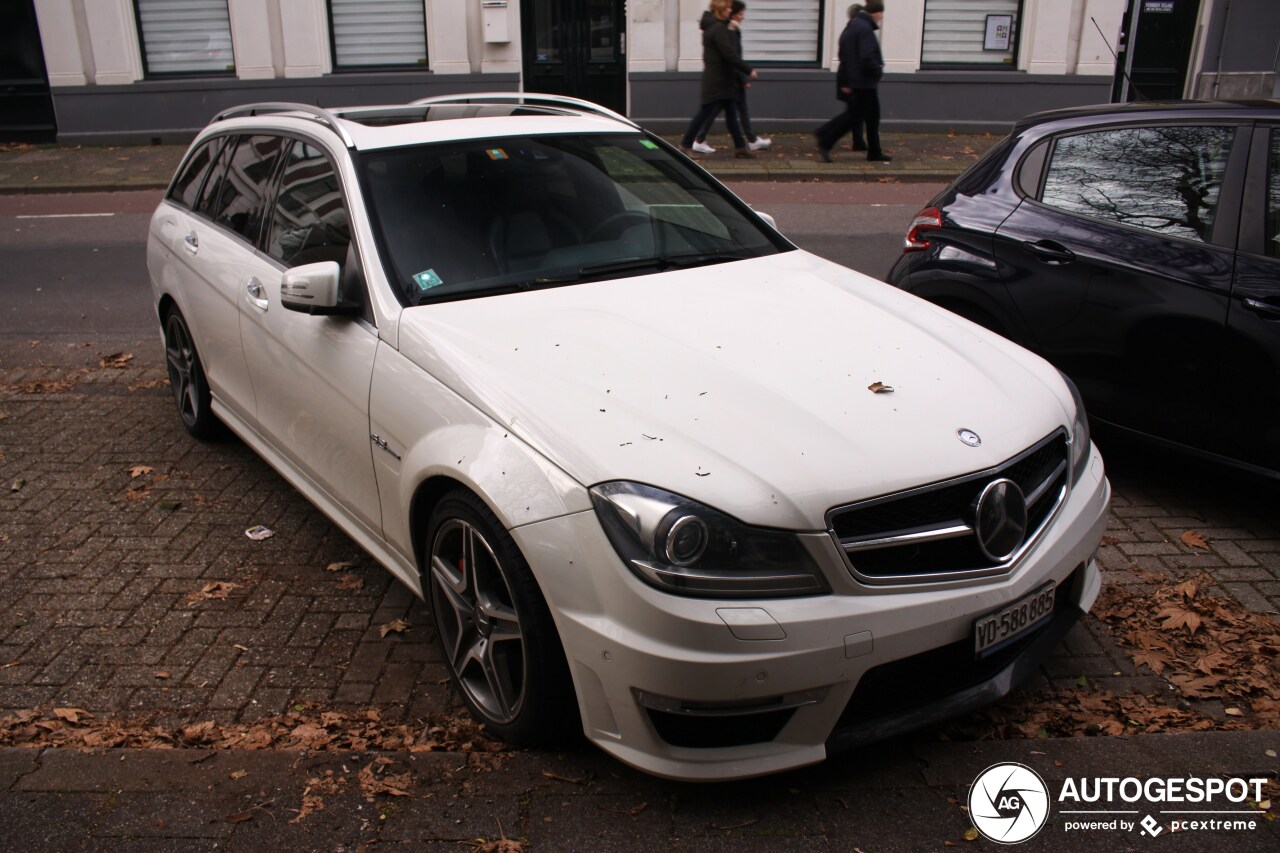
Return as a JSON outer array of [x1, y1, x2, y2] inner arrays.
[[740, 0, 821, 63], [921, 0, 1020, 66], [330, 0, 428, 68], [137, 0, 236, 74]]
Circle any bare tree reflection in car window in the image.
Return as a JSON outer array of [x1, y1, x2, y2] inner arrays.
[[169, 137, 223, 210], [1040, 126, 1235, 243], [268, 142, 351, 269], [1268, 130, 1280, 258], [213, 135, 285, 241]]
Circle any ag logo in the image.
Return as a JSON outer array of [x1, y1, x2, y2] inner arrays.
[[968, 762, 1050, 844]]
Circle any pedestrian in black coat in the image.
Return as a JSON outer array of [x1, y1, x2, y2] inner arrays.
[[692, 1, 771, 153], [680, 0, 758, 159], [814, 1, 891, 162]]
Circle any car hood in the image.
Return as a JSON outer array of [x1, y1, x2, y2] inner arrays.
[[397, 251, 1071, 529]]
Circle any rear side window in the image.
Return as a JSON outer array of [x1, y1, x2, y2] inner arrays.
[[168, 138, 223, 209], [266, 141, 351, 268], [1040, 125, 1235, 243], [212, 135, 286, 243]]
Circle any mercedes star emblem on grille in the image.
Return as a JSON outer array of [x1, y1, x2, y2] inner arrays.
[[972, 478, 1029, 563], [957, 428, 982, 447]]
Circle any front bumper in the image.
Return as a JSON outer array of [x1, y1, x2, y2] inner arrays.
[[512, 450, 1110, 781]]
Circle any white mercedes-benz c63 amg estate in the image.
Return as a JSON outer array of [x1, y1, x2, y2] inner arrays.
[[147, 94, 1109, 780]]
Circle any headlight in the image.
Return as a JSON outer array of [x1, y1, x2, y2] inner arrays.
[[589, 481, 828, 598], [1060, 371, 1091, 485]]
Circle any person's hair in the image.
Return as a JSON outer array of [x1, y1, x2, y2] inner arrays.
[[731, 1, 746, 14], [847, 3, 863, 19], [864, 1, 884, 13], [709, 0, 731, 13]]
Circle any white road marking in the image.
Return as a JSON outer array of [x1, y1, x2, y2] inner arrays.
[[15, 213, 116, 219]]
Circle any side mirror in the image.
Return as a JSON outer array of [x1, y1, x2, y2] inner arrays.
[[279, 261, 357, 316], [754, 211, 779, 232]]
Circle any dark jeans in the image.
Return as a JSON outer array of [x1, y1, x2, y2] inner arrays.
[[682, 99, 747, 149], [813, 109, 866, 149], [695, 96, 756, 143], [816, 88, 881, 156]]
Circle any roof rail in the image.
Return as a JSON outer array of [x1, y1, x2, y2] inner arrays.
[[209, 102, 355, 148], [409, 92, 640, 130]]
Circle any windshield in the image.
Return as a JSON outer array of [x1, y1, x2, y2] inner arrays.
[[359, 133, 789, 305]]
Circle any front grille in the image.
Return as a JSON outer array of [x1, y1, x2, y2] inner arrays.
[[835, 570, 1077, 729], [827, 431, 1069, 584]]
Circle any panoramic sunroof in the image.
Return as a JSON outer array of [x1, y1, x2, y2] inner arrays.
[[337, 104, 573, 127]]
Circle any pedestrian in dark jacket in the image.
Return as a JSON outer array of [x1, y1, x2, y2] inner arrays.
[[812, 4, 868, 152], [680, 0, 758, 159], [692, 1, 771, 153], [814, 1, 890, 162]]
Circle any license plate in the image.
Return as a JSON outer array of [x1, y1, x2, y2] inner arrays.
[[973, 582, 1056, 657]]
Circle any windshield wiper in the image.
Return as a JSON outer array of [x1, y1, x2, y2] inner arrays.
[[412, 252, 757, 304], [533, 252, 754, 286]]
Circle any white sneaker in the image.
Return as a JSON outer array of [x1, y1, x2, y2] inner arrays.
[[748, 136, 772, 150], [691, 140, 716, 154]]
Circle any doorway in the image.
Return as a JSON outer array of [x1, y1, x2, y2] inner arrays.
[[1113, 0, 1202, 101], [521, 0, 627, 115], [0, 0, 56, 142]]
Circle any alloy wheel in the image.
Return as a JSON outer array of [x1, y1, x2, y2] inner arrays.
[[164, 313, 200, 428], [429, 518, 527, 724]]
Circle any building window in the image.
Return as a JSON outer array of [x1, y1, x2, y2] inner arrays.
[[136, 0, 235, 75], [328, 0, 428, 69], [740, 0, 822, 64], [921, 0, 1021, 68]]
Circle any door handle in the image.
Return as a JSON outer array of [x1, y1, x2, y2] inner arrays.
[[1243, 297, 1280, 320], [1023, 240, 1074, 265], [245, 278, 269, 312], [182, 233, 199, 254]]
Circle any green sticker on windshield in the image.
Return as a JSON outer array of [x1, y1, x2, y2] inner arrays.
[[639, 140, 659, 150], [413, 269, 444, 290]]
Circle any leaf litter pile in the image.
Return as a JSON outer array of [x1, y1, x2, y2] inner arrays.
[[0, 705, 506, 757], [947, 573, 1280, 739]]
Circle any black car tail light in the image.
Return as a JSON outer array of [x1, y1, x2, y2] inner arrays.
[[904, 207, 942, 252]]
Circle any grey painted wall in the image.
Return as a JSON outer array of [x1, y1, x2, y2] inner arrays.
[[51, 70, 1113, 143], [632, 71, 1114, 134], [52, 74, 519, 144]]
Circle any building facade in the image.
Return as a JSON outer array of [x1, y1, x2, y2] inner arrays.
[[8, 0, 1275, 144]]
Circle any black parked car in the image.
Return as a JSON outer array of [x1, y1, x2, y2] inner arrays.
[[888, 100, 1280, 480]]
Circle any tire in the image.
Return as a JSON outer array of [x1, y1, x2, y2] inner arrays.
[[425, 489, 578, 746], [162, 307, 221, 439]]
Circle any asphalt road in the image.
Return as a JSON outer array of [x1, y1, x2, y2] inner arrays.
[[0, 183, 941, 362]]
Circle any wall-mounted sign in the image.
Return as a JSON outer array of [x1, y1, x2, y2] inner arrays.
[[1143, 1, 1175, 12], [984, 14, 1013, 51]]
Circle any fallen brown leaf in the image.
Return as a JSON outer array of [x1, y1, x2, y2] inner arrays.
[[53, 708, 92, 724], [380, 619, 410, 638], [326, 561, 358, 572], [867, 381, 894, 394], [1180, 530, 1211, 550], [187, 581, 240, 604], [129, 465, 154, 479], [99, 352, 134, 369], [335, 573, 364, 591]]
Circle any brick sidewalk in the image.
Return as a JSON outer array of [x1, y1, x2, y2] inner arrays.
[[0, 349, 1277, 729]]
